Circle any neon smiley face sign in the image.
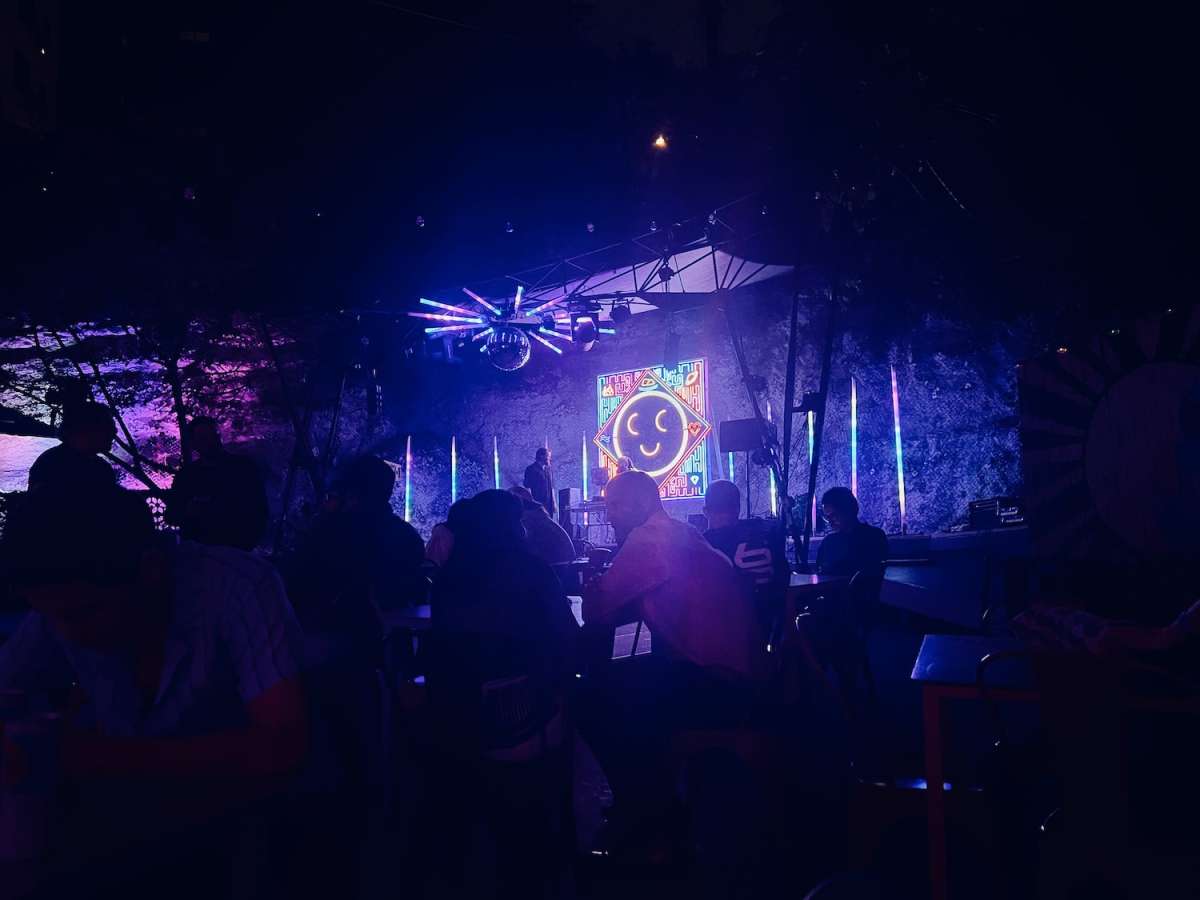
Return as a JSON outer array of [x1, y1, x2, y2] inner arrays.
[[595, 361, 712, 500]]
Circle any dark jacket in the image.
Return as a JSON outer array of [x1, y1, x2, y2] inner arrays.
[[166, 451, 268, 551], [815, 522, 889, 577], [523, 462, 555, 515]]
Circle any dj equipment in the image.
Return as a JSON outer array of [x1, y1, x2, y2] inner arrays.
[[719, 418, 765, 454], [968, 496, 1025, 530]]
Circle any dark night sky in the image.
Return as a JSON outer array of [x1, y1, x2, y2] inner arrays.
[[2, 1, 1193, 337]]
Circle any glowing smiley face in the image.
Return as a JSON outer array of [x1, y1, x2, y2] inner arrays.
[[612, 389, 690, 477]]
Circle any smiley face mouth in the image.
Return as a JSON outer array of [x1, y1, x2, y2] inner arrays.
[[639, 442, 662, 458]]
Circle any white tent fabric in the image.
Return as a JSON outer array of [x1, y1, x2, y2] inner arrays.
[[522, 246, 792, 317]]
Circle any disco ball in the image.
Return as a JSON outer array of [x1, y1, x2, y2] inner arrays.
[[486, 326, 532, 372]]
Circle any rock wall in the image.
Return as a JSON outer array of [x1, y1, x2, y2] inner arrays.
[[387, 288, 1031, 539]]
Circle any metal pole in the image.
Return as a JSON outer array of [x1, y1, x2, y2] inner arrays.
[[801, 279, 838, 570]]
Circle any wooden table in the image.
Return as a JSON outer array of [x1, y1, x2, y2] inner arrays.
[[911, 634, 1037, 900]]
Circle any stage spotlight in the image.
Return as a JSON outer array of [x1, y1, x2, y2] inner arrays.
[[653, 134, 668, 149], [610, 303, 631, 326], [658, 264, 675, 283], [708, 211, 717, 225], [541, 314, 557, 330], [573, 316, 598, 351]]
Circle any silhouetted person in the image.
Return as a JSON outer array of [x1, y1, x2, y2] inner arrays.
[[815, 487, 888, 577], [578, 471, 761, 854], [27, 401, 117, 493], [703, 479, 789, 627], [426, 498, 472, 568], [523, 447, 555, 516], [423, 490, 578, 894], [166, 417, 268, 551], [510, 485, 575, 565], [0, 484, 307, 777], [289, 455, 425, 632]]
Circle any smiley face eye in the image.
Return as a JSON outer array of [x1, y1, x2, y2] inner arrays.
[[655, 409, 669, 433], [626, 412, 640, 436]]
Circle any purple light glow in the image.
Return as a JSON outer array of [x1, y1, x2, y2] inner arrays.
[[404, 435, 413, 521], [850, 377, 858, 497], [462, 288, 502, 316], [513, 285, 524, 313], [420, 297, 482, 317], [539, 327, 572, 342], [425, 323, 487, 334], [525, 296, 565, 317], [530, 331, 563, 354], [409, 311, 485, 323]]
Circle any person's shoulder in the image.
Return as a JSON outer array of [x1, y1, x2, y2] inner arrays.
[[862, 523, 888, 541], [174, 541, 282, 606]]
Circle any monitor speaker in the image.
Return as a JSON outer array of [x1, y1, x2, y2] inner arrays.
[[719, 418, 764, 454]]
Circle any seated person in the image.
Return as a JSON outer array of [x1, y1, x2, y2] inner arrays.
[[165, 417, 268, 551], [423, 490, 580, 898], [288, 455, 426, 632], [0, 485, 307, 784], [27, 401, 118, 494], [510, 485, 576, 566], [578, 471, 763, 851], [427, 490, 578, 751], [703, 479, 790, 627], [425, 498, 471, 568], [815, 486, 888, 577]]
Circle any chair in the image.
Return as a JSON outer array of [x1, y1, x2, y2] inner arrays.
[[803, 568, 884, 718]]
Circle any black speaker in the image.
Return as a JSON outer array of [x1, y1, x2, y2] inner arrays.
[[558, 487, 574, 531], [720, 418, 764, 453]]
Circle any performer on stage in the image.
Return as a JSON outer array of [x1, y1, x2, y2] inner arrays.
[[523, 446, 555, 516]]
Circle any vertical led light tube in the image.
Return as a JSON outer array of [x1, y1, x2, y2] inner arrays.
[[890, 365, 907, 533], [450, 435, 458, 505], [727, 452, 735, 481], [493, 435, 500, 489], [582, 434, 589, 500], [850, 377, 858, 498], [404, 435, 413, 522], [808, 411, 816, 530], [766, 401, 778, 516]]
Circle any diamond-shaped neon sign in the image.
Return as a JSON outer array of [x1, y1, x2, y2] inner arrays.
[[594, 367, 712, 488]]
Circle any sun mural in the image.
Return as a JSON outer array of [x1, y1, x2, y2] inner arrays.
[[595, 360, 712, 500], [1019, 306, 1200, 561]]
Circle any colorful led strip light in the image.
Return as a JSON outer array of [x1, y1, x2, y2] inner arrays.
[[404, 435, 413, 522], [891, 365, 907, 533], [850, 377, 858, 498]]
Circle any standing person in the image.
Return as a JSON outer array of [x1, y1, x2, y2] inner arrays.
[[27, 401, 118, 494], [703, 479, 789, 627], [815, 487, 888, 577], [166, 417, 268, 551], [523, 446, 556, 517], [288, 455, 426, 629]]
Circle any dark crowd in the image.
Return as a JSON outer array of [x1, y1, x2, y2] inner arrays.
[[2, 403, 1198, 900]]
